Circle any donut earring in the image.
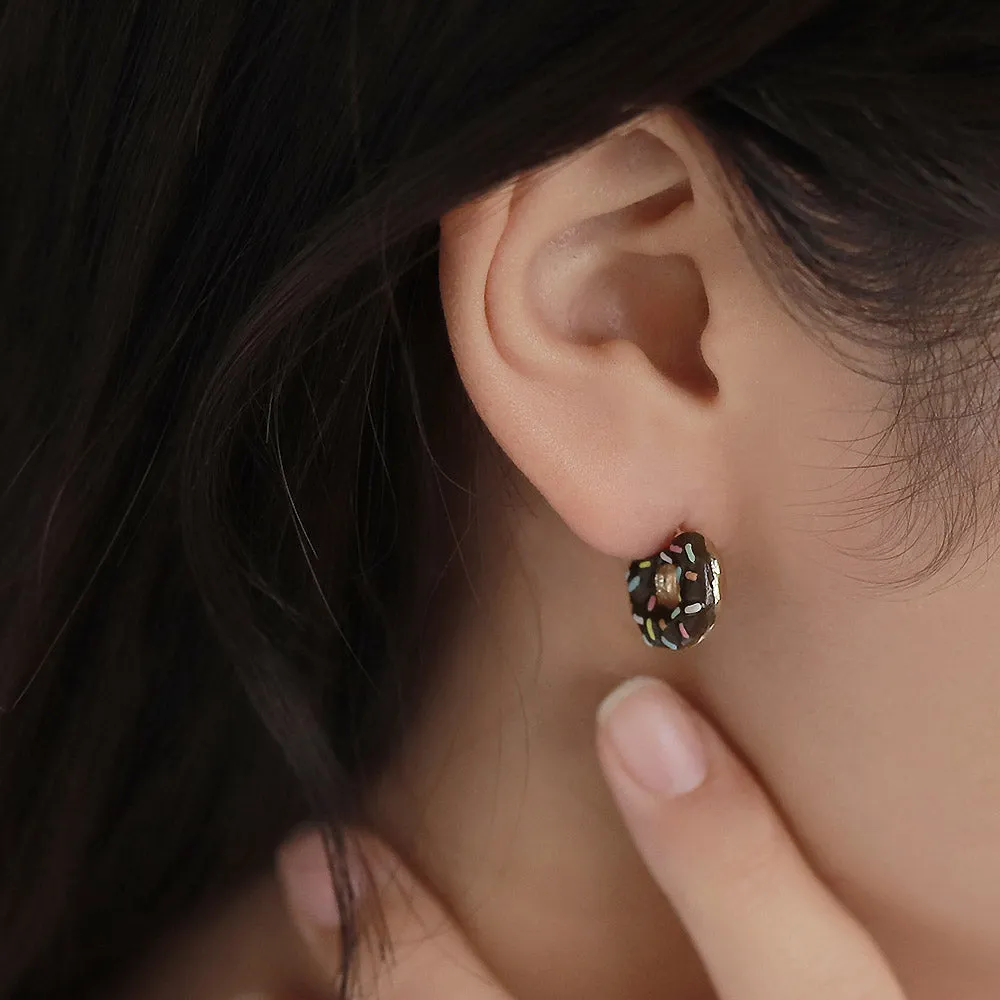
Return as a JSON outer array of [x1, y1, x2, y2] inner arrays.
[[626, 530, 722, 650]]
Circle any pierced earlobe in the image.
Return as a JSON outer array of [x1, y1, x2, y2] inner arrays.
[[626, 530, 722, 650]]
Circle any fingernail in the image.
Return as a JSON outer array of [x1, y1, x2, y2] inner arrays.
[[597, 677, 707, 797]]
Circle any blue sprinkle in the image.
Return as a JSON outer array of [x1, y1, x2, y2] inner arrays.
[[661, 636, 678, 650], [685, 542, 696, 563], [627, 575, 641, 592], [670, 607, 681, 619]]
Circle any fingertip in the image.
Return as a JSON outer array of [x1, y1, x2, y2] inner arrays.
[[277, 826, 406, 933], [596, 676, 708, 799], [596, 675, 663, 727], [276, 826, 343, 930]]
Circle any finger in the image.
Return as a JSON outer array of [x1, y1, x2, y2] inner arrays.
[[277, 826, 511, 1000], [596, 676, 907, 1000]]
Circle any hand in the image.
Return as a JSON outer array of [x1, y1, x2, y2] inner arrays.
[[276, 827, 512, 1000], [594, 676, 907, 1000], [277, 676, 908, 1000]]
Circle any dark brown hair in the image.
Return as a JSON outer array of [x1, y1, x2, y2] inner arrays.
[[2, 1, 998, 995]]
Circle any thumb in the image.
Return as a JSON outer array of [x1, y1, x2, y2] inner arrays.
[[276, 825, 386, 970]]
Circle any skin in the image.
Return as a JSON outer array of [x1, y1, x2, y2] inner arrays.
[[279, 678, 910, 1000], [118, 677, 915, 1000], [123, 108, 1000, 997], [371, 108, 1000, 1000]]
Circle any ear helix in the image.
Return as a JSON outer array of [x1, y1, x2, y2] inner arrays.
[[626, 530, 722, 650]]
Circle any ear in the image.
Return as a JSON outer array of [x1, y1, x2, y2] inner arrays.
[[438, 108, 745, 559]]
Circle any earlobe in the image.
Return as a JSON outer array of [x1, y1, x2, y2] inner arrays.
[[438, 111, 736, 560]]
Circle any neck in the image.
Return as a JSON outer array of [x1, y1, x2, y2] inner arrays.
[[370, 455, 715, 1000]]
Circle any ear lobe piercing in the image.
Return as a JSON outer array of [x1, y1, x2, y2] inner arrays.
[[626, 531, 721, 650]]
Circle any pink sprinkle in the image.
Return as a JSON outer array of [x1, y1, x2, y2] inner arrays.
[[669, 544, 683, 553], [678, 622, 690, 640], [647, 596, 656, 611]]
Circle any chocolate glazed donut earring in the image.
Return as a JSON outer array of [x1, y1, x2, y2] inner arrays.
[[626, 530, 722, 650]]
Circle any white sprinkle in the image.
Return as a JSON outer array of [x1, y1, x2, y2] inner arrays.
[[659, 551, 672, 563], [684, 603, 703, 614], [632, 613, 645, 624], [642, 635, 654, 647]]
